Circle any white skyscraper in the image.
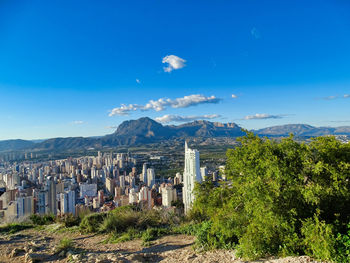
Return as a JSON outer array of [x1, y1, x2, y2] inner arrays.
[[141, 163, 147, 184], [200, 167, 208, 181], [183, 141, 202, 214], [147, 168, 155, 188]]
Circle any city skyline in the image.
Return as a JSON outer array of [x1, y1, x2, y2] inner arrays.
[[1, 1, 350, 140]]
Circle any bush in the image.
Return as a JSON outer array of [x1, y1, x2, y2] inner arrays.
[[173, 223, 201, 236], [106, 228, 142, 243], [141, 227, 171, 243], [301, 214, 336, 261], [79, 212, 107, 233], [30, 214, 55, 225], [99, 207, 162, 234], [58, 214, 81, 228], [189, 133, 350, 260], [99, 210, 138, 233], [335, 223, 350, 263], [0, 223, 33, 234], [55, 238, 74, 253]]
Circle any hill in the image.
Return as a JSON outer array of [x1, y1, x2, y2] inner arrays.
[[1, 119, 350, 153], [255, 124, 350, 137], [29, 118, 245, 151], [0, 140, 35, 152]]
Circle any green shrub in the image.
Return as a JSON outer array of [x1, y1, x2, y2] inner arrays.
[[99, 207, 163, 234], [189, 133, 350, 260], [173, 223, 201, 236], [107, 228, 142, 243], [301, 214, 336, 261], [30, 214, 55, 225], [55, 238, 74, 253], [99, 209, 139, 233], [0, 223, 33, 234], [79, 212, 107, 233], [141, 227, 171, 243], [58, 214, 81, 228], [136, 209, 162, 230], [335, 223, 350, 263]]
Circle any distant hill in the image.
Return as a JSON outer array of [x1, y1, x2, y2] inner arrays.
[[1, 119, 349, 153], [255, 124, 350, 137], [101, 117, 245, 146], [24, 117, 245, 151], [0, 139, 35, 152]]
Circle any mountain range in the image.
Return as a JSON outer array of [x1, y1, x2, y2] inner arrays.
[[0, 118, 349, 152]]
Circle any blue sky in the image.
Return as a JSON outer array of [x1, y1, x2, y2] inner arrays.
[[0, 0, 350, 140]]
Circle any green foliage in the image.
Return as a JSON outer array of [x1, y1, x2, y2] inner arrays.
[[336, 223, 350, 263], [301, 213, 336, 261], [172, 223, 201, 236], [79, 212, 107, 233], [0, 223, 33, 234], [30, 214, 56, 225], [55, 238, 74, 253], [57, 214, 81, 227], [106, 228, 142, 243], [191, 132, 350, 260], [79, 205, 175, 245], [99, 209, 139, 233], [141, 227, 170, 242]]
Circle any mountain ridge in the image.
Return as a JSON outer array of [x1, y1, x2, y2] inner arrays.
[[0, 118, 349, 152]]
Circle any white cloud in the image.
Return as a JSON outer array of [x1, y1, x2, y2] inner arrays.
[[251, 27, 261, 39], [109, 94, 221, 116], [109, 104, 140, 116], [136, 79, 141, 84], [105, 126, 118, 129], [231, 94, 238, 99], [155, 114, 220, 124], [344, 94, 350, 98], [162, 55, 186, 72], [244, 114, 282, 120], [322, 95, 338, 100], [72, 120, 84, 125]]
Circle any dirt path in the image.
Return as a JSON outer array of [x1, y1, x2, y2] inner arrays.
[[0, 227, 321, 263]]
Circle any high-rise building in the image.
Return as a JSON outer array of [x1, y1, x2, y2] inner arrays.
[[47, 176, 57, 215], [161, 184, 177, 208], [200, 167, 208, 181], [80, 183, 97, 198], [60, 190, 75, 215], [93, 197, 100, 209], [141, 163, 147, 184], [106, 177, 115, 196], [37, 190, 47, 214], [147, 168, 155, 188], [129, 188, 138, 204], [182, 142, 201, 214], [119, 175, 125, 189], [16, 196, 33, 218], [138, 186, 152, 209]]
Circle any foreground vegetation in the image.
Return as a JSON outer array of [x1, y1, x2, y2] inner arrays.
[[2, 133, 349, 262], [191, 133, 350, 262]]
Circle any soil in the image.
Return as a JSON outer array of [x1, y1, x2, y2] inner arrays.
[[0, 226, 323, 263]]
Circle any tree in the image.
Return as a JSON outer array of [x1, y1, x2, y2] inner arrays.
[[191, 132, 350, 260]]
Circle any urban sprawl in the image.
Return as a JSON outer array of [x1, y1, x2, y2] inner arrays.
[[0, 142, 225, 223]]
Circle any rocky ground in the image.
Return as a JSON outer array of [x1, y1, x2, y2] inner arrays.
[[0, 225, 323, 263]]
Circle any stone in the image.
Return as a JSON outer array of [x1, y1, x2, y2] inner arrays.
[[66, 250, 74, 257], [72, 254, 81, 261], [186, 254, 197, 260], [9, 247, 25, 258], [25, 252, 47, 263]]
